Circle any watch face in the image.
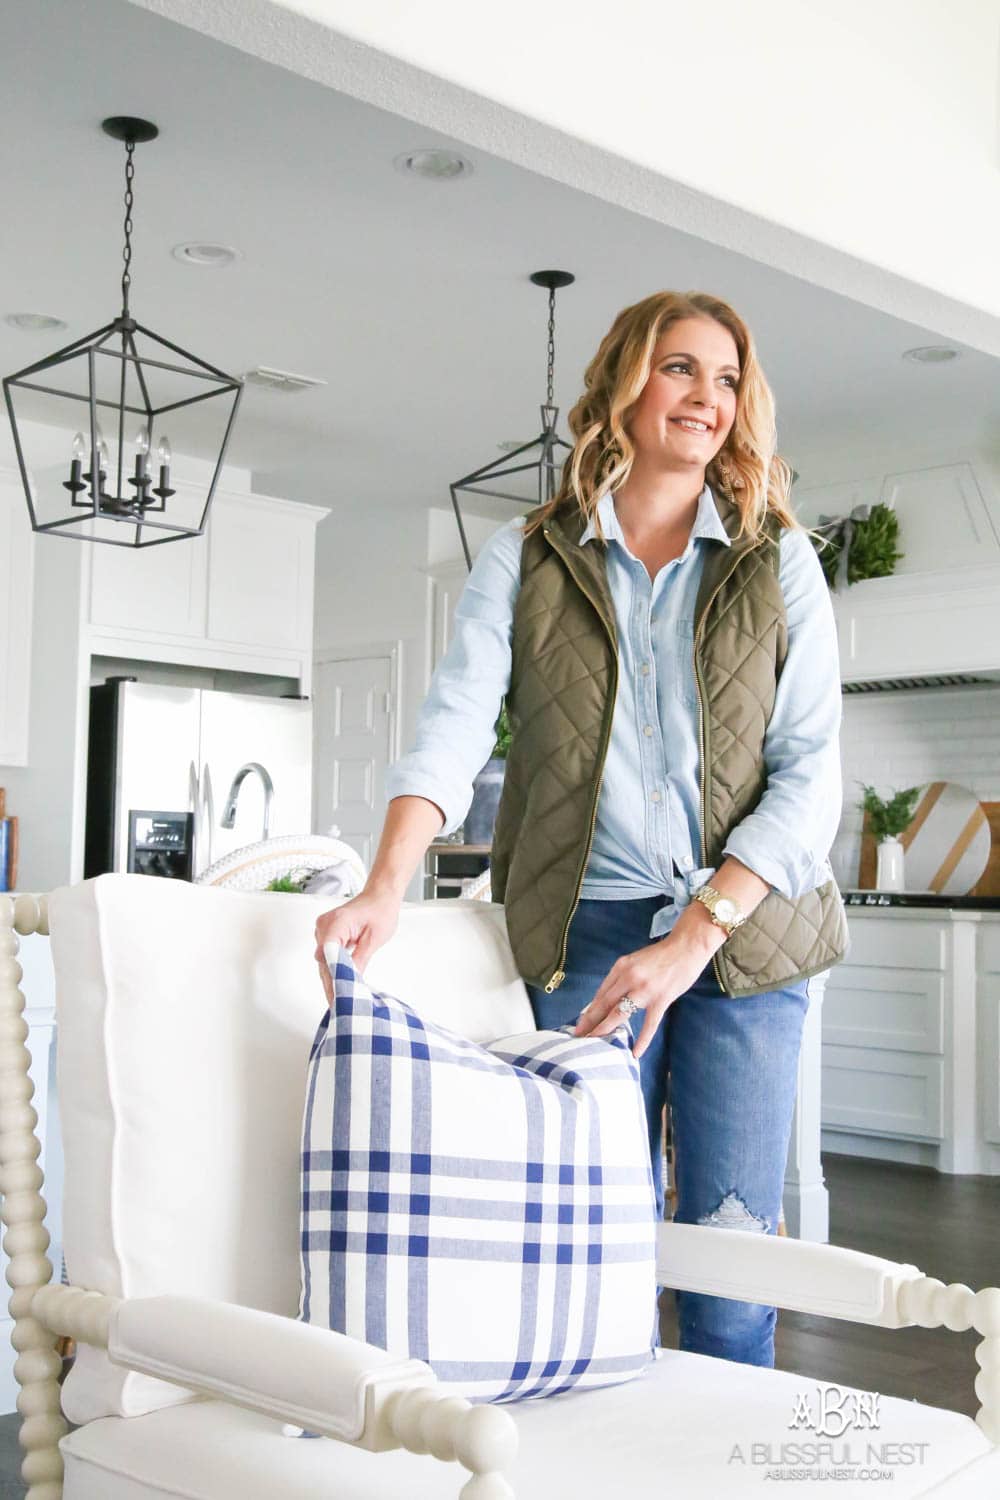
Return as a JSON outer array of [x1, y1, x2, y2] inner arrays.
[[714, 898, 739, 924]]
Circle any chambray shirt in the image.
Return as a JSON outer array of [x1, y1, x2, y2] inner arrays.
[[386, 483, 843, 940]]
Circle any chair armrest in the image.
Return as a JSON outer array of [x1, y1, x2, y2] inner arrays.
[[33, 1286, 519, 1496], [109, 1295, 434, 1446], [657, 1220, 924, 1325], [656, 1224, 1000, 1443]]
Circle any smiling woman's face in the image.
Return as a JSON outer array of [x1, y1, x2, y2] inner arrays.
[[625, 316, 741, 473]]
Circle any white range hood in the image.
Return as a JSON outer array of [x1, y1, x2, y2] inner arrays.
[[794, 459, 1000, 693], [832, 563, 1000, 691]]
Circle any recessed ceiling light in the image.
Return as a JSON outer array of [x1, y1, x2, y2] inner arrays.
[[5, 312, 68, 332], [171, 242, 241, 268], [393, 148, 473, 181], [902, 345, 961, 364]]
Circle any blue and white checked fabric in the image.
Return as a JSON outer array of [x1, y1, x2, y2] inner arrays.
[[299, 951, 658, 1404]]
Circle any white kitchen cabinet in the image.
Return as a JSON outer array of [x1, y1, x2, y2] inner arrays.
[[88, 485, 209, 639], [821, 909, 1000, 1174], [980, 923, 1000, 1148], [86, 489, 327, 675], [0, 467, 35, 765], [206, 493, 315, 652], [822, 1045, 945, 1140]]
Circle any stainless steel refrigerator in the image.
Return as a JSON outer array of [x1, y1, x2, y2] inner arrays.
[[85, 677, 312, 880]]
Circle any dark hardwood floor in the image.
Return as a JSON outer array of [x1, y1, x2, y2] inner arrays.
[[0, 1153, 996, 1494], [661, 1152, 1000, 1417]]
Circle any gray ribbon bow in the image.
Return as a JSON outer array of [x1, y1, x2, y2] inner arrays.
[[815, 504, 871, 591]]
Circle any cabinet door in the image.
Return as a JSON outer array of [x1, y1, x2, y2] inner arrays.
[[0, 472, 34, 764], [206, 497, 311, 651], [88, 481, 209, 637]]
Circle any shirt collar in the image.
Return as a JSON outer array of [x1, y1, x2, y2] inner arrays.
[[579, 482, 731, 550]]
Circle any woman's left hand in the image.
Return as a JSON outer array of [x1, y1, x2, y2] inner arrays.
[[573, 928, 718, 1058]]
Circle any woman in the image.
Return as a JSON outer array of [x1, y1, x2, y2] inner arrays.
[[314, 290, 848, 1370]]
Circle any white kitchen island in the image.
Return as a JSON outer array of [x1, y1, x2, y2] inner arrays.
[[821, 905, 1000, 1175]]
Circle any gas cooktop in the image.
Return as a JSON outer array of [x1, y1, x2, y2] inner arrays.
[[842, 890, 1000, 911]]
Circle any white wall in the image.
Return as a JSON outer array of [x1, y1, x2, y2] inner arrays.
[[0, 536, 89, 893], [427, 505, 503, 567], [312, 495, 431, 752], [138, 0, 1000, 350]]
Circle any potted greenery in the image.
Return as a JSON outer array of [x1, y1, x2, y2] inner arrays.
[[464, 701, 511, 845], [859, 782, 923, 891]]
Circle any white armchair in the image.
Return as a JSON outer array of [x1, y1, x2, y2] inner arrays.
[[2, 878, 999, 1500]]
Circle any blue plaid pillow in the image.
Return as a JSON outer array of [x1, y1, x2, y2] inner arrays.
[[299, 950, 657, 1404]]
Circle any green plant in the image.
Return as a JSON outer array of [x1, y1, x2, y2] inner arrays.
[[812, 502, 903, 588], [858, 782, 923, 840], [265, 869, 313, 893], [491, 700, 512, 759]]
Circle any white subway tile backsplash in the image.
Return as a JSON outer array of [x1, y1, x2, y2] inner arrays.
[[833, 685, 1000, 889]]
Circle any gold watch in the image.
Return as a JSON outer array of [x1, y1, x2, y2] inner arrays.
[[691, 883, 746, 938]]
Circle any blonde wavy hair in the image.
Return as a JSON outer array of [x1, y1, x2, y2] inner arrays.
[[522, 290, 801, 545]]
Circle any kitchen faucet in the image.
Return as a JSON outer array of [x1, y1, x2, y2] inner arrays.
[[220, 761, 274, 841]]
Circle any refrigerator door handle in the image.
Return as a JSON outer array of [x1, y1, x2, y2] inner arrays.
[[189, 761, 201, 878], [201, 763, 215, 872]]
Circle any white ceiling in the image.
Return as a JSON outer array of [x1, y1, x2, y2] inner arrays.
[[4, 0, 999, 522]]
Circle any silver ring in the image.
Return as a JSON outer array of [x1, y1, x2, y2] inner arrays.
[[616, 994, 639, 1018]]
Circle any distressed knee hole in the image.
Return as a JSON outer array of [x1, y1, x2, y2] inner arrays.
[[697, 1190, 770, 1234]]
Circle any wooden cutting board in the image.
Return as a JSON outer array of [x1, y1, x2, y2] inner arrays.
[[858, 799, 1000, 895]]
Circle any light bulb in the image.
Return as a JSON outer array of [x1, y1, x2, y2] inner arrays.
[[157, 436, 171, 465], [98, 439, 109, 467], [135, 427, 150, 454], [71, 432, 86, 460]]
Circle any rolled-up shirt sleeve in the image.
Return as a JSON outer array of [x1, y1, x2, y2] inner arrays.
[[721, 526, 843, 898], [384, 518, 523, 836]]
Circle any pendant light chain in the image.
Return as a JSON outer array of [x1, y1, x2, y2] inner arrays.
[[121, 138, 136, 321], [449, 267, 573, 570]]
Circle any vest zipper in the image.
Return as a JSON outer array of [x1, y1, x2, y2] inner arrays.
[[694, 569, 736, 995], [542, 534, 619, 993]]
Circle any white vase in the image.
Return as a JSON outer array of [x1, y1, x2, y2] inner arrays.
[[876, 835, 905, 892]]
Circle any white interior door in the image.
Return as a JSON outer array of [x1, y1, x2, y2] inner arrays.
[[313, 654, 395, 872], [198, 691, 313, 871]]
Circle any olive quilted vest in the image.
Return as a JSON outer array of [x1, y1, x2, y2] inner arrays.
[[489, 491, 849, 997]]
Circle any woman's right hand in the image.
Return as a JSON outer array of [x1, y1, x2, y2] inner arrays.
[[313, 888, 402, 999]]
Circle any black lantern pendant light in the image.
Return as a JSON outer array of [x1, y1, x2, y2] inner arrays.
[[450, 269, 575, 570], [2, 116, 243, 547]]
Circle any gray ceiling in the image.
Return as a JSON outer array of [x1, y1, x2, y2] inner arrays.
[[3, 0, 998, 521]]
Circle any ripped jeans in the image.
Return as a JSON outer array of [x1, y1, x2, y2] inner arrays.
[[525, 894, 810, 1370]]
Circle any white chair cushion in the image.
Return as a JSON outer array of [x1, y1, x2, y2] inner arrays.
[[48, 876, 533, 1422], [59, 1350, 998, 1499], [300, 951, 656, 1402]]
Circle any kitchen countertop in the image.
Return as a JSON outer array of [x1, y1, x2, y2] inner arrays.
[[843, 904, 1000, 921]]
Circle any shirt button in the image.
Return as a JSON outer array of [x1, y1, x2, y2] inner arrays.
[[679, 855, 693, 871], [640, 662, 651, 676], [650, 790, 662, 803], [643, 724, 654, 737]]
